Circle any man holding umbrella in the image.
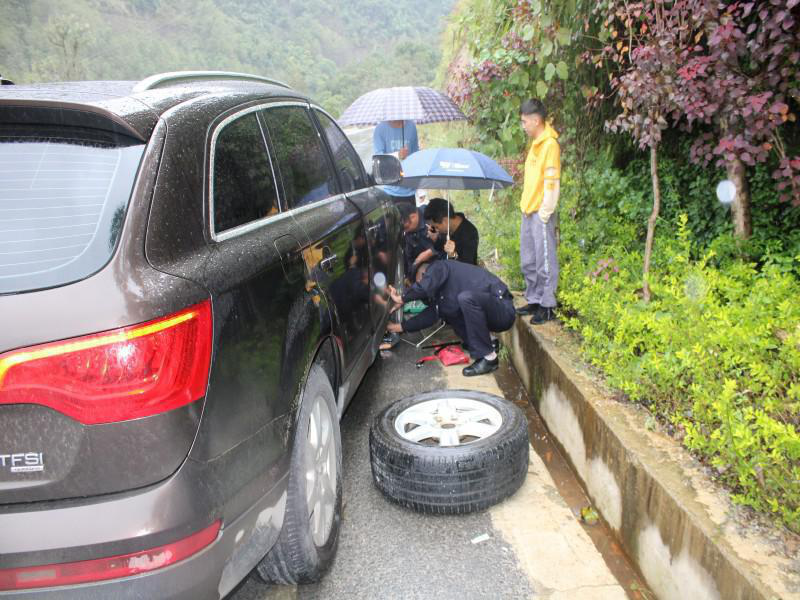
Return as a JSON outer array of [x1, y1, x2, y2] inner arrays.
[[424, 197, 480, 265], [373, 120, 419, 204], [337, 85, 466, 204]]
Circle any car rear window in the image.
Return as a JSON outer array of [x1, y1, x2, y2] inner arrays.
[[0, 126, 145, 294], [260, 106, 338, 209], [212, 112, 280, 235]]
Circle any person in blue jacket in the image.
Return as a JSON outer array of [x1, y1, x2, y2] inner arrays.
[[373, 120, 419, 204], [386, 260, 515, 376]]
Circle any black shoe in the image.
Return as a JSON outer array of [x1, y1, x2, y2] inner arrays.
[[531, 306, 556, 324], [381, 332, 399, 349], [516, 303, 540, 316], [462, 357, 499, 377]]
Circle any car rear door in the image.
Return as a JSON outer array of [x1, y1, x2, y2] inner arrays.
[[258, 103, 373, 379], [311, 108, 400, 331], [181, 105, 311, 466]]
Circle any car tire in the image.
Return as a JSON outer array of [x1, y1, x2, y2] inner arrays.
[[369, 389, 529, 515], [256, 364, 342, 584]]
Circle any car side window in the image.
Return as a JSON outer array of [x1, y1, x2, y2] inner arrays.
[[260, 106, 338, 209], [212, 112, 280, 234], [313, 109, 368, 193]]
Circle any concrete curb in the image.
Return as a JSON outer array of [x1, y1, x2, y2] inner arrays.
[[500, 314, 797, 600]]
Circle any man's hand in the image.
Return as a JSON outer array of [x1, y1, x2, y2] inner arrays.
[[444, 239, 456, 257], [398, 146, 409, 160], [386, 322, 403, 334], [387, 284, 403, 306]]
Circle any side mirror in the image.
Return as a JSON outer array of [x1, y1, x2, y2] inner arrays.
[[372, 154, 402, 185]]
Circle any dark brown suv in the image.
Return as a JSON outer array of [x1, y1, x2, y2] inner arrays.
[[0, 72, 403, 598]]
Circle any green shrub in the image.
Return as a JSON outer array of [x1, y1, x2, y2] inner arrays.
[[559, 167, 800, 531], [425, 121, 800, 533]]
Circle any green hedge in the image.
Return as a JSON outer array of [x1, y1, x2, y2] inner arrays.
[[432, 124, 800, 532], [557, 164, 800, 532]]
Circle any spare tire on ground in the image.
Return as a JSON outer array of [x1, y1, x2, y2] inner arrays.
[[369, 389, 529, 515]]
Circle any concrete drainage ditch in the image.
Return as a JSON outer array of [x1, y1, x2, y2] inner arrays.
[[500, 310, 798, 600]]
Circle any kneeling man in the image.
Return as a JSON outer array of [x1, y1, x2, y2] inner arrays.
[[386, 260, 515, 376]]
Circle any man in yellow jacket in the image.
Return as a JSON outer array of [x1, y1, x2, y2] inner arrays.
[[517, 99, 560, 324]]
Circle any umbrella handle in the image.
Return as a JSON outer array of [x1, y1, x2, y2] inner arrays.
[[441, 190, 450, 259]]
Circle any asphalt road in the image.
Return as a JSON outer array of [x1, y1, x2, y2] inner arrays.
[[229, 337, 535, 600]]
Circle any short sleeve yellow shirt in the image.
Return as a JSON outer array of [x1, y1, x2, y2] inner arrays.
[[520, 124, 560, 214]]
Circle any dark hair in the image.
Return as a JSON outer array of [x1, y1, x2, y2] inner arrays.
[[423, 197, 453, 223], [520, 99, 547, 120], [397, 201, 417, 223]]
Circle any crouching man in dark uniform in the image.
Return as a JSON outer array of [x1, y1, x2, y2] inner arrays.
[[386, 260, 516, 376]]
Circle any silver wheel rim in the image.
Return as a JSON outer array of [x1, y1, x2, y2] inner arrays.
[[394, 398, 503, 447], [304, 395, 337, 546]]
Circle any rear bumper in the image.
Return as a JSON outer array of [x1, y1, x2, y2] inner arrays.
[[0, 459, 288, 599]]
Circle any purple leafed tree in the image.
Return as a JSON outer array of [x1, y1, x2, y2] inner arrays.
[[599, 0, 702, 301], [676, 0, 800, 236]]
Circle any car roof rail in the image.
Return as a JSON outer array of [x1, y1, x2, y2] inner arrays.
[[133, 71, 291, 93]]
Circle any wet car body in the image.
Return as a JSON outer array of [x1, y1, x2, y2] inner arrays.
[[0, 74, 402, 598]]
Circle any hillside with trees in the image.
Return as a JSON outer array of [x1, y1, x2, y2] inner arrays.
[[0, 0, 454, 115]]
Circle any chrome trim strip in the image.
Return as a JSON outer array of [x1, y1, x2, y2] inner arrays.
[[208, 101, 310, 243], [310, 105, 337, 124], [289, 195, 341, 218], [213, 210, 295, 242]]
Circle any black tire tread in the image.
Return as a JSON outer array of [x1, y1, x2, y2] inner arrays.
[[369, 390, 529, 515], [257, 365, 342, 584]]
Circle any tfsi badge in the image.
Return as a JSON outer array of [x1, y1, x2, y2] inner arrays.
[[0, 452, 44, 473]]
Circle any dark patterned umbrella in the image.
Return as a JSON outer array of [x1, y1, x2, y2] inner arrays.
[[337, 86, 466, 128]]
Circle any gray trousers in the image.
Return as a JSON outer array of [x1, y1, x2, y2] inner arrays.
[[520, 212, 558, 308]]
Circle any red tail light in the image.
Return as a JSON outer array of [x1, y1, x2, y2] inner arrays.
[[0, 520, 221, 590], [0, 301, 212, 424]]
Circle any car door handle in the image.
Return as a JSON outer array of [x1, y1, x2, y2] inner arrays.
[[320, 253, 339, 272]]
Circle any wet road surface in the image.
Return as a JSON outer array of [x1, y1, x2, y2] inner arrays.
[[229, 328, 645, 599], [229, 335, 533, 600]]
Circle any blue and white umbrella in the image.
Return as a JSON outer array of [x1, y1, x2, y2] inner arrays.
[[337, 87, 466, 128], [400, 148, 514, 240], [400, 147, 513, 191]]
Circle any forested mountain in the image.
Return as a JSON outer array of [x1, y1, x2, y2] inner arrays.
[[0, 0, 455, 115]]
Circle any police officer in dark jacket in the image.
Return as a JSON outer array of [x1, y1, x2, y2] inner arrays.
[[397, 202, 444, 281], [386, 260, 515, 376]]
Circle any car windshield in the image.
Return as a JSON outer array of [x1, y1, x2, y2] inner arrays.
[[0, 125, 145, 294]]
